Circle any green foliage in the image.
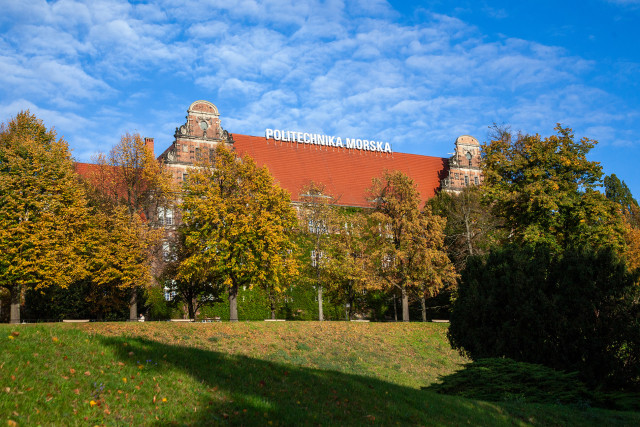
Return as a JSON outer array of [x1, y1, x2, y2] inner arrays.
[[604, 174, 638, 217], [144, 285, 173, 321], [428, 358, 594, 405], [429, 186, 502, 271], [482, 125, 625, 252], [449, 243, 640, 387]]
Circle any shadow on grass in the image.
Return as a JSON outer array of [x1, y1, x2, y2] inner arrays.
[[98, 335, 513, 426]]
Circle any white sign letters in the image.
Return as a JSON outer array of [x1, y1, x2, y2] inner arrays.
[[265, 128, 392, 153]]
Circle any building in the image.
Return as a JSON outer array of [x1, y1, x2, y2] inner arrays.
[[157, 100, 481, 207]]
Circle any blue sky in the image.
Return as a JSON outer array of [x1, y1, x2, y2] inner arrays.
[[1, 0, 639, 197]]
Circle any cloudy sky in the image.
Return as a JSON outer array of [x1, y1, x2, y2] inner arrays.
[[1, 0, 639, 197]]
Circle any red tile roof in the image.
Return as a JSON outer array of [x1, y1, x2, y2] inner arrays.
[[232, 134, 448, 208]]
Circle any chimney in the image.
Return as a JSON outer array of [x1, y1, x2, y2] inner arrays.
[[144, 137, 154, 155]]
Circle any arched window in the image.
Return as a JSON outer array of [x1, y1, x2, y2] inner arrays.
[[466, 151, 472, 167]]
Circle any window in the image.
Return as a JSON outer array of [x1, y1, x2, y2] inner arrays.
[[164, 283, 177, 301], [464, 176, 469, 186], [466, 151, 472, 167], [474, 176, 479, 185], [308, 219, 327, 234], [182, 173, 188, 181], [157, 207, 174, 227], [382, 254, 393, 269], [311, 250, 324, 267], [455, 173, 459, 179]]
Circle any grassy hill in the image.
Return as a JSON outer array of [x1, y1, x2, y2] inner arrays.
[[1, 322, 638, 426]]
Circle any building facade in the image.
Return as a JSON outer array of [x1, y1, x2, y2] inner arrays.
[[158, 100, 480, 207]]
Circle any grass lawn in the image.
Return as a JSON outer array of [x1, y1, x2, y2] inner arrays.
[[1, 321, 639, 426]]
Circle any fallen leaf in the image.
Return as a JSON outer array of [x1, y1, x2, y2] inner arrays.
[[69, 368, 76, 375], [52, 337, 58, 342], [11, 331, 19, 337], [84, 371, 91, 376]]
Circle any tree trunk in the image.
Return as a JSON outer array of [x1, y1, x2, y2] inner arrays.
[[401, 285, 409, 322], [129, 288, 138, 321], [229, 282, 238, 322], [10, 285, 20, 324], [421, 293, 427, 322], [464, 209, 474, 256], [187, 298, 195, 320], [393, 294, 398, 322], [318, 284, 324, 321], [270, 299, 276, 320]]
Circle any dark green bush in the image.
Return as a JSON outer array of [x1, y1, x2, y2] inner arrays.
[[449, 244, 640, 388], [428, 358, 593, 405]]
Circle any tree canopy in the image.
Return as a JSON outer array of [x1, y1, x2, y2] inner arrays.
[[482, 125, 625, 252], [0, 111, 89, 323], [367, 170, 456, 322], [178, 144, 298, 321], [84, 132, 171, 320]]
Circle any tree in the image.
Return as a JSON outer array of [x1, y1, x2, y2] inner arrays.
[[604, 174, 638, 219], [367, 171, 456, 322], [160, 232, 224, 319], [84, 205, 159, 319], [297, 182, 335, 321], [323, 210, 369, 321], [449, 243, 640, 387], [0, 111, 89, 323], [87, 132, 171, 320], [482, 125, 625, 252], [603, 174, 640, 270], [429, 186, 502, 272], [179, 144, 298, 322]]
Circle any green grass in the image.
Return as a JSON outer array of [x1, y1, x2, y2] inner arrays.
[[0, 322, 638, 426]]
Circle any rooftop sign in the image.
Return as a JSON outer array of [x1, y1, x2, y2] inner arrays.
[[265, 128, 392, 153]]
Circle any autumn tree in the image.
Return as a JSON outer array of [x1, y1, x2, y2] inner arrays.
[[367, 171, 456, 322], [604, 174, 640, 271], [0, 111, 89, 323], [88, 132, 172, 320], [298, 182, 336, 321], [160, 232, 224, 319], [83, 205, 159, 319], [482, 125, 625, 252], [179, 144, 298, 322], [323, 210, 369, 320]]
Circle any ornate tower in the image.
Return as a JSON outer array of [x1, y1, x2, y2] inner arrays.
[[441, 135, 483, 193], [158, 100, 234, 184]]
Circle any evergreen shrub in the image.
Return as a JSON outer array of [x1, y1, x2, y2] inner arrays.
[[449, 244, 640, 388]]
